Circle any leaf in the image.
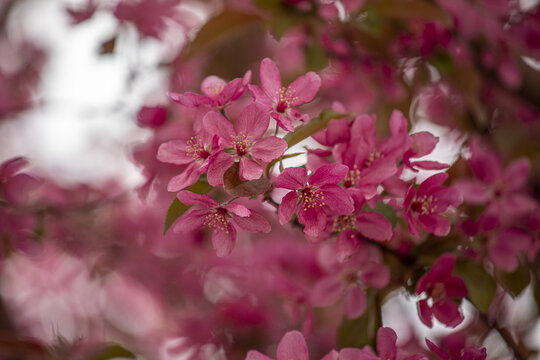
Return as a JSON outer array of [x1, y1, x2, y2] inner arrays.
[[223, 163, 272, 197], [99, 36, 116, 55], [454, 260, 496, 314], [85, 344, 135, 360], [183, 10, 261, 58], [496, 263, 530, 298], [163, 180, 213, 235], [284, 109, 347, 148], [366, 202, 397, 229], [337, 289, 379, 349]]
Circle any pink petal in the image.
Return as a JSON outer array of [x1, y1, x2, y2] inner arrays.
[[340, 348, 377, 360], [203, 111, 235, 142], [433, 299, 464, 327], [248, 85, 273, 109], [238, 103, 270, 139], [445, 276, 468, 298], [278, 191, 299, 224], [309, 163, 349, 187], [430, 254, 455, 281], [298, 206, 327, 236], [271, 112, 295, 132], [288, 72, 322, 106], [489, 244, 519, 272], [224, 203, 250, 217], [0, 157, 29, 178], [232, 211, 271, 233], [177, 190, 218, 207], [310, 276, 344, 307], [321, 350, 339, 360], [361, 262, 390, 288], [245, 351, 273, 360], [239, 157, 263, 181], [431, 186, 463, 209], [173, 208, 210, 234], [275, 167, 307, 190], [355, 211, 392, 241], [389, 110, 408, 136], [410, 160, 449, 170], [344, 286, 367, 319], [260, 58, 282, 102], [377, 327, 397, 360], [250, 137, 287, 162], [207, 152, 235, 187], [336, 230, 359, 262], [425, 339, 450, 360], [351, 114, 377, 149], [277, 331, 309, 360], [167, 162, 207, 192], [326, 118, 350, 145], [418, 214, 451, 237], [417, 299, 433, 327], [217, 78, 243, 105], [417, 173, 448, 199], [502, 158, 530, 192], [201, 75, 227, 99], [409, 132, 439, 157], [168, 91, 213, 107], [157, 140, 192, 165], [212, 225, 237, 257], [320, 185, 354, 215], [453, 180, 491, 204]]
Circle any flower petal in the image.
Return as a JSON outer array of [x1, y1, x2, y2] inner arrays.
[[278, 191, 299, 224], [417, 173, 448, 199], [271, 112, 295, 132], [238, 103, 270, 140], [417, 299, 433, 327], [167, 91, 213, 107], [277, 331, 309, 360], [275, 167, 307, 190], [207, 153, 235, 187], [157, 140, 193, 165], [310, 276, 344, 307], [309, 163, 349, 187], [177, 190, 218, 207], [173, 208, 210, 234], [239, 157, 263, 181], [433, 299, 464, 327], [355, 211, 392, 241], [246, 351, 273, 360], [298, 206, 327, 236], [167, 162, 207, 192], [320, 185, 354, 215], [260, 58, 282, 102], [344, 286, 367, 319], [224, 203, 250, 217], [418, 214, 451, 237], [377, 327, 397, 360], [233, 211, 271, 233], [250, 137, 287, 162], [212, 225, 237, 257], [288, 72, 321, 106], [203, 111, 235, 143]]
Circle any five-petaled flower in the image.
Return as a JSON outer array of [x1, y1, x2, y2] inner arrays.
[[249, 58, 321, 132], [404, 173, 463, 237], [203, 103, 288, 185], [173, 191, 271, 257], [275, 163, 354, 237], [416, 254, 468, 328]]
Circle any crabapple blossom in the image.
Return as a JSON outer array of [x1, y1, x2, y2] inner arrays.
[[416, 254, 468, 328], [173, 191, 270, 256]]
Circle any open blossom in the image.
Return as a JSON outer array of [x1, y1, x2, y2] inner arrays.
[[404, 173, 463, 237], [275, 164, 354, 237], [249, 58, 321, 132], [310, 244, 389, 319], [246, 330, 310, 360], [169, 71, 251, 108], [416, 254, 468, 328], [173, 191, 270, 257], [203, 103, 287, 185], [157, 133, 220, 192], [426, 338, 486, 360]]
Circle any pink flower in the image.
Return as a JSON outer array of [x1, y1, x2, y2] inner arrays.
[[275, 164, 354, 237], [310, 245, 389, 319], [245, 330, 309, 360], [169, 71, 251, 109], [137, 105, 167, 128], [404, 173, 463, 237], [329, 327, 427, 360], [426, 338, 486, 360], [249, 58, 321, 132], [416, 254, 468, 328], [203, 103, 287, 185], [157, 133, 220, 192], [403, 132, 449, 172], [173, 191, 270, 257]]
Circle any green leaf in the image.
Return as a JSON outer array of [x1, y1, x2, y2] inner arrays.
[[496, 263, 530, 298], [283, 109, 347, 148], [85, 344, 135, 360], [163, 180, 213, 235], [454, 260, 496, 313], [183, 10, 261, 58], [223, 163, 272, 197]]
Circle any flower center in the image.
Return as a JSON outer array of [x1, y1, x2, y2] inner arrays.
[[299, 186, 325, 210], [204, 208, 230, 232], [333, 215, 355, 232], [413, 195, 438, 215], [231, 133, 251, 156], [341, 269, 358, 284], [431, 282, 446, 303], [187, 136, 210, 160], [344, 164, 361, 187], [275, 86, 298, 113], [364, 151, 382, 167]]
